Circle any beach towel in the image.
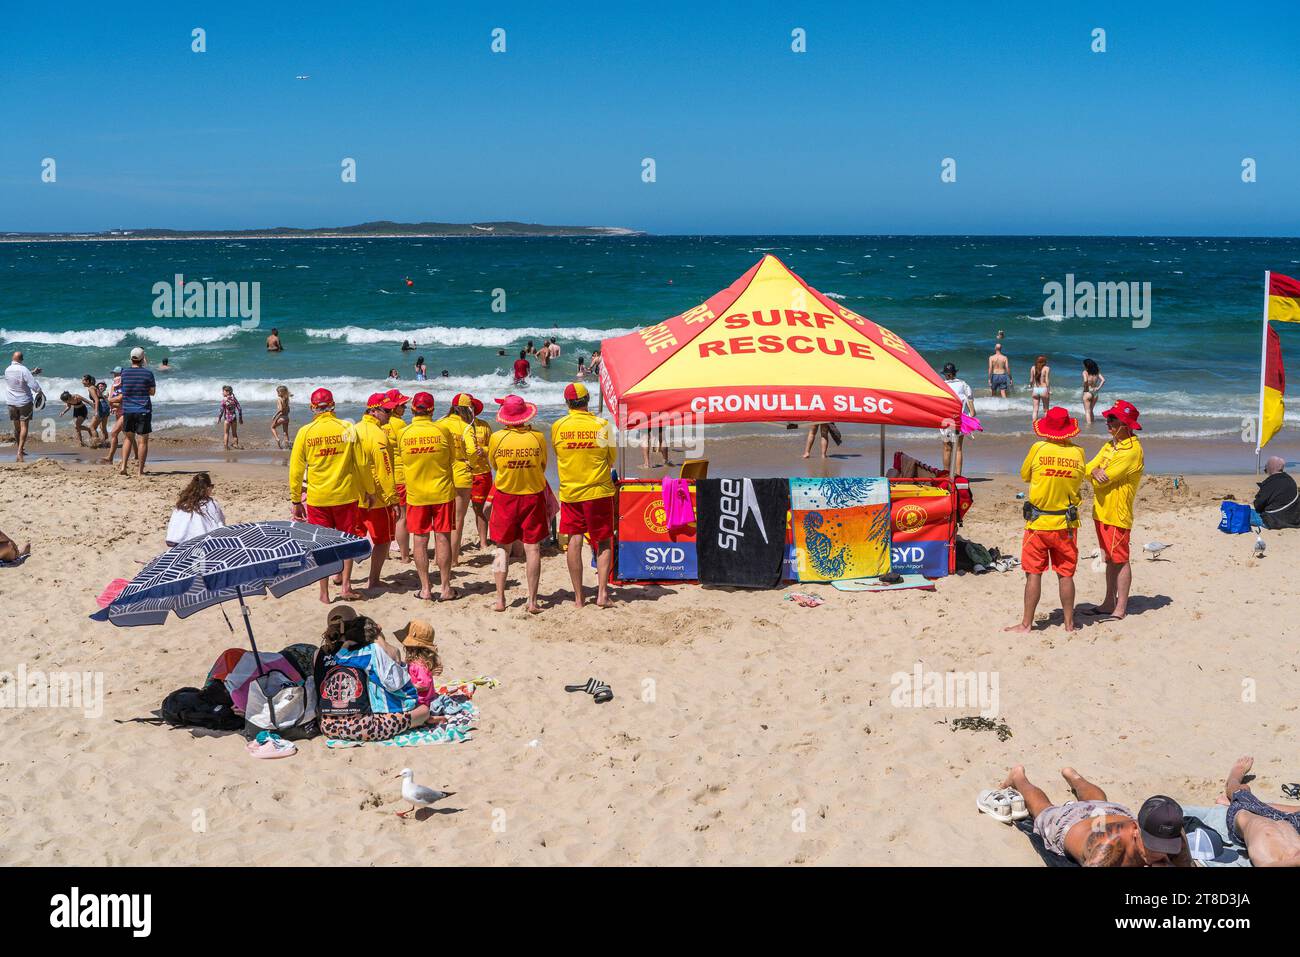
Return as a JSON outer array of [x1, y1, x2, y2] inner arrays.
[[661, 477, 696, 532], [326, 724, 471, 748], [790, 477, 891, 581], [695, 478, 790, 588], [832, 574, 935, 592], [1014, 818, 1078, 867]]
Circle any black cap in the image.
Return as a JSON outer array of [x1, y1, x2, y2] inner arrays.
[[1138, 795, 1185, 854], [942, 362, 957, 376]]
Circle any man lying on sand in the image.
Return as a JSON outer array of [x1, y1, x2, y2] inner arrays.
[[1220, 756, 1300, 867], [0, 529, 30, 564], [1001, 764, 1192, 866]]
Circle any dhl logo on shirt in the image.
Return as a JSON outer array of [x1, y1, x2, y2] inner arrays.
[[404, 434, 449, 455], [556, 427, 607, 450]]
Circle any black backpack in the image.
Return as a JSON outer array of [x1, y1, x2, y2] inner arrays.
[[160, 683, 243, 731]]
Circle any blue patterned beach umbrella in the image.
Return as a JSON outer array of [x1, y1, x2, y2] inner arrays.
[[90, 521, 371, 632]]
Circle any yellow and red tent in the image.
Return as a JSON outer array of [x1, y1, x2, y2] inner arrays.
[[599, 254, 961, 429]]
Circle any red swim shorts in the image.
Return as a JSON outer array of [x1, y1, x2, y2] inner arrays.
[[470, 471, 492, 504], [357, 505, 397, 545], [1094, 520, 1131, 564], [306, 501, 361, 534], [395, 483, 407, 507], [407, 501, 454, 536], [1021, 528, 1078, 577], [559, 495, 615, 541], [490, 489, 548, 545]]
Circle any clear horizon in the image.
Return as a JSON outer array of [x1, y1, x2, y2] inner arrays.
[[2, 0, 1297, 235]]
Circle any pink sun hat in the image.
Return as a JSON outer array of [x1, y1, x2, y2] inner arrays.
[[495, 394, 538, 426]]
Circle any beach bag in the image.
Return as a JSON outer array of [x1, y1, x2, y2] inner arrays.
[[955, 537, 996, 572], [245, 670, 318, 741], [160, 684, 243, 731], [1218, 501, 1254, 534], [318, 662, 372, 716]]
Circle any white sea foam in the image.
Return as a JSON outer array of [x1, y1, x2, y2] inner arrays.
[[304, 325, 637, 347], [0, 325, 244, 349]]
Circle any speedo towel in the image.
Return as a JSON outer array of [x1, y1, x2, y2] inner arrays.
[[790, 477, 891, 581], [695, 478, 790, 587]]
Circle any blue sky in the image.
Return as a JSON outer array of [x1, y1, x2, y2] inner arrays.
[[2, 0, 1297, 235]]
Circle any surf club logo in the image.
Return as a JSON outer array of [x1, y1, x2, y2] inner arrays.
[[717, 478, 768, 551], [895, 503, 929, 533], [151, 273, 262, 329], [642, 500, 669, 535]]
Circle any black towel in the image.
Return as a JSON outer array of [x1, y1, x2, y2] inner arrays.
[[695, 478, 790, 588]]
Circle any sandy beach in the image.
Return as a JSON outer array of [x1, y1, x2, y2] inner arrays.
[[2, 451, 1295, 866]]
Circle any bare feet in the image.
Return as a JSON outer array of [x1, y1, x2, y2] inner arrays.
[[1004, 622, 1032, 633], [415, 589, 433, 601], [526, 602, 541, 614], [999, 764, 1026, 790], [492, 598, 506, 612], [1226, 756, 1254, 798]]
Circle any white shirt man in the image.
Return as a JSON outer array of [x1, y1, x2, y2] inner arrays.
[[5, 352, 43, 462], [4, 354, 42, 408]]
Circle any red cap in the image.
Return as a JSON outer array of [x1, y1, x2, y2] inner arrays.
[[1102, 399, 1142, 431], [310, 388, 335, 407], [366, 392, 388, 409], [385, 387, 411, 405], [563, 382, 590, 402], [411, 391, 436, 413]]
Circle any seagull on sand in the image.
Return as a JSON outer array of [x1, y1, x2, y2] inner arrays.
[[395, 768, 448, 818], [1142, 542, 1172, 560]]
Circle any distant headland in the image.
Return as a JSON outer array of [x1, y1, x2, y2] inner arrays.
[[0, 220, 646, 242]]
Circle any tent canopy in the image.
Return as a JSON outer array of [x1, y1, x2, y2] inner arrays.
[[599, 255, 961, 429]]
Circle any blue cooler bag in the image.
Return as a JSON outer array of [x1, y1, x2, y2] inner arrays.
[[1218, 501, 1254, 534]]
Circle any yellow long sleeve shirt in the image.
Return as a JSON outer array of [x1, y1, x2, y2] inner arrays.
[[355, 414, 398, 507], [1086, 436, 1144, 529], [289, 412, 376, 507], [550, 409, 616, 503]]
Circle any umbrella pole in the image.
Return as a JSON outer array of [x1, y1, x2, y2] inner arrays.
[[879, 424, 886, 475], [236, 587, 266, 677]]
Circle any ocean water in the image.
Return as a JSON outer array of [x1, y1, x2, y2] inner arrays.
[[2, 235, 1298, 445]]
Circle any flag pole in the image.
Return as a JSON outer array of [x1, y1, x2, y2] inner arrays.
[[1256, 270, 1271, 474]]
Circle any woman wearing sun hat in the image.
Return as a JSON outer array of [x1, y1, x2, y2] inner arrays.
[[487, 394, 548, 614], [1083, 400, 1144, 621], [1005, 406, 1085, 634]]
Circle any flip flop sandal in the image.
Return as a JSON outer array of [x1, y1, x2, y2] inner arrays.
[[437, 587, 461, 602], [1282, 783, 1300, 800], [565, 677, 614, 704]]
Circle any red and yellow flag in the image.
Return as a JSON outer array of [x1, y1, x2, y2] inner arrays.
[[1261, 323, 1285, 450], [1269, 272, 1300, 323], [1259, 273, 1298, 450]]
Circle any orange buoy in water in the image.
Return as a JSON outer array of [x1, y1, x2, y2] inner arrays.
[[405, 277, 414, 287]]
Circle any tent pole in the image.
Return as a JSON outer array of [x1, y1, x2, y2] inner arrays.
[[879, 424, 886, 474]]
